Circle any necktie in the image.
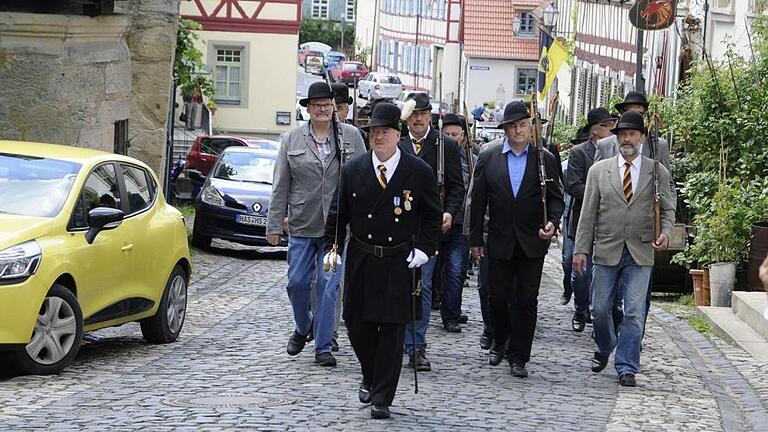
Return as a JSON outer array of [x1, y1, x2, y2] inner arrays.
[[623, 161, 633, 202], [377, 164, 388, 189], [413, 139, 424, 155]]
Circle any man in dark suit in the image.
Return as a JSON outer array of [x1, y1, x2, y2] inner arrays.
[[324, 102, 441, 419], [398, 92, 464, 371], [565, 107, 616, 332], [469, 101, 564, 378]]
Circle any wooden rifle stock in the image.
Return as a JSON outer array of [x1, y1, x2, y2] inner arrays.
[[649, 113, 662, 239], [530, 95, 548, 228]]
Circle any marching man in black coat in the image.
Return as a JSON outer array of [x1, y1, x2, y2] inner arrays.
[[469, 101, 564, 378], [324, 102, 442, 419]]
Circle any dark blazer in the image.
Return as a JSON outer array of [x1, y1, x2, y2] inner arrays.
[[469, 139, 564, 260], [564, 139, 597, 239], [398, 128, 465, 222], [325, 150, 442, 324]]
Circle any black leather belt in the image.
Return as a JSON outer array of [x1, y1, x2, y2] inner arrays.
[[351, 236, 410, 258]]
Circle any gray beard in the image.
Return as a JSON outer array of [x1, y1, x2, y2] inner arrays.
[[619, 145, 638, 157]]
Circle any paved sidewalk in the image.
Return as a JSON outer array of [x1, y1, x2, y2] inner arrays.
[[0, 244, 766, 431]]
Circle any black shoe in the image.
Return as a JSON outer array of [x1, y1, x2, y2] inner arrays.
[[488, 348, 504, 366], [510, 362, 528, 378], [572, 311, 587, 333], [286, 331, 307, 356], [444, 322, 462, 333], [358, 382, 371, 404], [586, 314, 593, 324], [314, 352, 337, 367], [458, 314, 468, 324], [409, 349, 431, 371], [306, 324, 314, 343], [371, 404, 390, 419], [618, 373, 637, 387], [560, 289, 573, 305], [479, 332, 493, 350], [591, 351, 609, 373], [467, 268, 475, 276], [331, 337, 339, 352]]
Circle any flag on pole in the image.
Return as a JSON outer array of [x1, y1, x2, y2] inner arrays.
[[537, 30, 569, 100]]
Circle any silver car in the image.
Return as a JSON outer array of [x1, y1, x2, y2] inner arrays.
[[358, 72, 404, 100]]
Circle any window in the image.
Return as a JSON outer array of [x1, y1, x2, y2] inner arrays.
[[215, 48, 241, 103], [714, 0, 731, 8], [122, 164, 154, 214], [517, 68, 537, 95], [312, 0, 329, 19], [114, 119, 128, 155], [72, 164, 121, 229], [519, 12, 535, 36], [748, 0, 767, 13], [346, 0, 355, 21]]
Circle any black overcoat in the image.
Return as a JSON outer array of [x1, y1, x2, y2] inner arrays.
[[398, 128, 465, 225], [564, 139, 596, 239], [469, 139, 564, 260], [325, 150, 442, 324]]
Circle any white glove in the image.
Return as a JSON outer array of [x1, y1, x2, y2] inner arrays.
[[406, 248, 429, 269], [323, 250, 342, 272]]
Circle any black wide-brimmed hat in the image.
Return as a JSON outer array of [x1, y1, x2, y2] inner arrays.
[[331, 83, 353, 105], [497, 101, 531, 128], [362, 102, 401, 131], [442, 113, 469, 136], [585, 107, 614, 128], [405, 92, 432, 111], [611, 110, 647, 135], [570, 125, 590, 145], [615, 91, 649, 112], [299, 82, 334, 107]]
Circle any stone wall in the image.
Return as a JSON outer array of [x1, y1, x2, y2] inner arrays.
[[0, 1, 179, 183]]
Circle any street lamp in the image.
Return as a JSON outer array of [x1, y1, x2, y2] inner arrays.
[[542, 2, 559, 33]]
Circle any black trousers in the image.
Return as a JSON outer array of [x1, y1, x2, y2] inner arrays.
[[346, 320, 406, 407], [488, 247, 544, 364]]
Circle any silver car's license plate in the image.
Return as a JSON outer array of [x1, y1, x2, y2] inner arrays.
[[236, 214, 267, 226]]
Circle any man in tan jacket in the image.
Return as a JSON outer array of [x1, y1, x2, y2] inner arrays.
[[573, 111, 676, 387]]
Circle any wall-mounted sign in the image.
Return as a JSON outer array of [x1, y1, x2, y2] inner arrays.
[[470, 65, 490, 71], [629, 0, 677, 30], [276, 111, 291, 125]]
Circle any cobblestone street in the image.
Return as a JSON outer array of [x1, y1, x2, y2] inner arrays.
[[1, 243, 767, 431]]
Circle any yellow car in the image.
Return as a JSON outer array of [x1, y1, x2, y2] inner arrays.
[[0, 141, 191, 375]]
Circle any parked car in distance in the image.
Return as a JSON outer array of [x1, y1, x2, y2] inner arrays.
[[0, 141, 191, 375], [358, 72, 405, 100], [324, 50, 346, 69], [192, 147, 286, 249], [331, 61, 368, 84], [394, 91, 452, 115], [185, 135, 279, 178]]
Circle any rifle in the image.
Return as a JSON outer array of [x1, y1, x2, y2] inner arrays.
[[462, 101, 474, 180], [544, 92, 559, 154], [529, 94, 548, 228], [437, 73, 445, 207], [648, 113, 662, 239], [410, 237, 420, 394], [322, 67, 348, 272]]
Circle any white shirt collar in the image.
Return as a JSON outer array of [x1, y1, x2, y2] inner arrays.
[[372, 147, 401, 182]]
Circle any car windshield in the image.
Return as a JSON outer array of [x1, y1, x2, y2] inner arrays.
[[214, 153, 275, 184], [246, 139, 280, 150], [0, 153, 81, 217]]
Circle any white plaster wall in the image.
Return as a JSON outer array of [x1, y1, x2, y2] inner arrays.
[[464, 57, 538, 111]]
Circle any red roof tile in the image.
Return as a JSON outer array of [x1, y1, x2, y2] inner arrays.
[[464, 0, 542, 60]]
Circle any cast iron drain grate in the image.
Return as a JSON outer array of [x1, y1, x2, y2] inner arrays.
[[165, 395, 295, 408]]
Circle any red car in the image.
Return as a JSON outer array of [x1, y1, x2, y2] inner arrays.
[[332, 61, 369, 85], [185, 135, 280, 177]]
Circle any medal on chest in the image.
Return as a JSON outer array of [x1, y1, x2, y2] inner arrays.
[[393, 196, 402, 215], [403, 190, 413, 211]]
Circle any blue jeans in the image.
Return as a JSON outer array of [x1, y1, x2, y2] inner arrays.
[[561, 217, 574, 295], [286, 236, 341, 354], [572, 254, 593, 315], [405, 256, 436, 354], [440, 227, 469, 325], [590, 246, 652, 375]]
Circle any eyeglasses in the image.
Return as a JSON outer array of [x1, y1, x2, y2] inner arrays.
[[599, 121, 616, 128], [310, 103, 334, 110]]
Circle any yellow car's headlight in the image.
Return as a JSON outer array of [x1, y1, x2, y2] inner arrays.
[[0, 240, 42, 281]]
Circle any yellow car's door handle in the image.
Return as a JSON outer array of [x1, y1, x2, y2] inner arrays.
[[121, 244, 134, 252]]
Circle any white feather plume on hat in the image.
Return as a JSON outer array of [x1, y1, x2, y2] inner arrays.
[[400, 99, 417, 121]]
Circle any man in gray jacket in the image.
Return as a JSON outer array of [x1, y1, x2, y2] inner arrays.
[[573, 111, 676, 387], [267, 82, 366, 367]]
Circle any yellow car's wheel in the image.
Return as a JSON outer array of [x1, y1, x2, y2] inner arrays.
[[15, 284, 83, 375], [140, 265, 188, 343]]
